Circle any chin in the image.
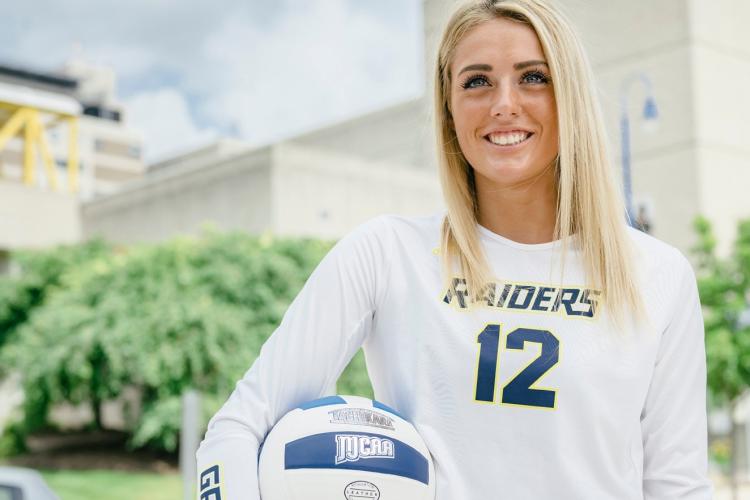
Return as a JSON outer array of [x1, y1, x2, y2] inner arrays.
[[474, 162, 552, 188], [480, 162, 531, 178]]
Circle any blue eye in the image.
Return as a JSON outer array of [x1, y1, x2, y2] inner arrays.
[[522, 70, 551, 84], [460, 71, 551, 90], [460, 74, 489, 89]]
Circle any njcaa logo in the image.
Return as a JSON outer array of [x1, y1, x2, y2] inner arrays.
[[329, 408, 395, 430], [335, 434, 395, 465]]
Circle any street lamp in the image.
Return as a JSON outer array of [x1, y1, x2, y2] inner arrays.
[[620, 73, 659, 228]]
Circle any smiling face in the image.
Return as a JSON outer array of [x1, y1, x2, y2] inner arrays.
[[449, 17, 559, 193]]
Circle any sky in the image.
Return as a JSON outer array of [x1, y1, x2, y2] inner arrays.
[[2, 0, 424, 163]]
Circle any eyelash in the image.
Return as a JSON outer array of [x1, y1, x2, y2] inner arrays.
[[459, 70, 551, 89]]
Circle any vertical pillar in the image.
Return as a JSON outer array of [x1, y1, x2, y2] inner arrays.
[[23, 110, 35, 185], [181, 388, 201, 500], [36, 112, 59, 191], [67, 116, 80, 192]]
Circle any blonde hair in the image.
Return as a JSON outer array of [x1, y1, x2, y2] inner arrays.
[[434, 0, 643, 326]]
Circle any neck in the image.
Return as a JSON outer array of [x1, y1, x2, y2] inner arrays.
[[475, 169, 558, 245]]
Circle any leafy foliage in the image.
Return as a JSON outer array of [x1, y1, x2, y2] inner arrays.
[[1, 230, 374, 453], [691, 216, 750, 404], [0, 240, 109, 354]]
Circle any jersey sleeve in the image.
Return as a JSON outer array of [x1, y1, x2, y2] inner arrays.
[[641, 251, 713, 499], [195, 215, 393, 500]]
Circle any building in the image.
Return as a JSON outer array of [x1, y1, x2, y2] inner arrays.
[[82, 103, 442, 244], [0, 60, 145, 199], [0, 59, 146, 267], [80, 0, 750, 257]]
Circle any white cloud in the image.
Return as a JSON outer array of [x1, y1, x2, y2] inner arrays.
[[196, 0, 423, 146], [84, 44, 161, 80], [123, 88, 218, 162], [3, 1, 422, 160]]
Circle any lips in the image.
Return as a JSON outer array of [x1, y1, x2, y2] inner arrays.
[[484, 128, 533, 136], [483, 131, 534, 147]]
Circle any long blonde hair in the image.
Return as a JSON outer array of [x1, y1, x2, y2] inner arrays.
[[435, 0, 643, 325]]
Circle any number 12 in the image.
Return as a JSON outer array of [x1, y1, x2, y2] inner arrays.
[[475, 324, 560, 409]]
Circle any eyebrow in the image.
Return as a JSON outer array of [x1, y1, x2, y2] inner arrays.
[[457, 60, 548, 76]]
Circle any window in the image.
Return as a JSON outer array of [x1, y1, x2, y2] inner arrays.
[[0, 484, 23, 500], [94, 139, 142, 159]]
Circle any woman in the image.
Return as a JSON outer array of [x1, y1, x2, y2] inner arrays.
[[197, 0, 713, 498]]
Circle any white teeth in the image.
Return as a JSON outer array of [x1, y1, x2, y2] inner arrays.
[[488, 132, 530, 146]]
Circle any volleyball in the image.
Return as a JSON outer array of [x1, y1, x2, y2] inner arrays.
[[258, 395, 435, 500]]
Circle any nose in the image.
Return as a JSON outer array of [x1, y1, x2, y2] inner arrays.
[[489, 81, 521, 117]]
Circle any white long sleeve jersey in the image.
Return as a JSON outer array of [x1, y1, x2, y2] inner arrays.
[[197, 211, 712, 499]]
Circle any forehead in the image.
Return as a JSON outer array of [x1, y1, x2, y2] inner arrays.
[[450, 17, 545, 73]]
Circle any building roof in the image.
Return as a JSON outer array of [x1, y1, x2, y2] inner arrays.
[[0, 62, 77, 91], [0, 80, 81, 116]]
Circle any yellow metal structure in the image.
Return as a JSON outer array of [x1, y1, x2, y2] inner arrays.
[[0, 101, 79, 192]]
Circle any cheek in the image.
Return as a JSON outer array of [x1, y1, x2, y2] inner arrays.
[[454, 116, 474, 145], [547, 110, 560, 153], [535, 98, 559, 152], [453, 117, 481, 162], [450, 97, 483, 142]]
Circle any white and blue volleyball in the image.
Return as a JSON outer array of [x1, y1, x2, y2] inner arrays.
[[258, 395, 435, 500]]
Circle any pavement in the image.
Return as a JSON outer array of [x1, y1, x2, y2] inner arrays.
[[711, 474, 750, 500]]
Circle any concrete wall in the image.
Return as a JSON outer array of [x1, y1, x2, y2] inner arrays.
[[0, 180, 80, 249], [533, 0, 700, 251], [81, 140, 444, 244], [271, 142, 443, 239], [689, 0, 750, 256], [573, 0, 750, 254], [422, 0, 454, 95], [82, 147, 273, 244], [148, 138, 254, 176], [562, 0, 690, 66], [595, 46, 699, 251], [288, 99, 433, 170]]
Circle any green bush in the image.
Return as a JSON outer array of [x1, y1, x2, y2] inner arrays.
[[692, 217, 750, 405], [1, 230, 374, 453], [0, 240, 109, 354]]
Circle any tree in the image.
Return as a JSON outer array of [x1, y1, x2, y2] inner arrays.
[[0, 230, 374, 453], [0, 240, 109, 354], [692, 216, 750, 498]]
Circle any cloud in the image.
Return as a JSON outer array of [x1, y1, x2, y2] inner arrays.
[[196, 0, 423, 146], [3, 0, 422, 161], [123, 88, 218, 162]]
